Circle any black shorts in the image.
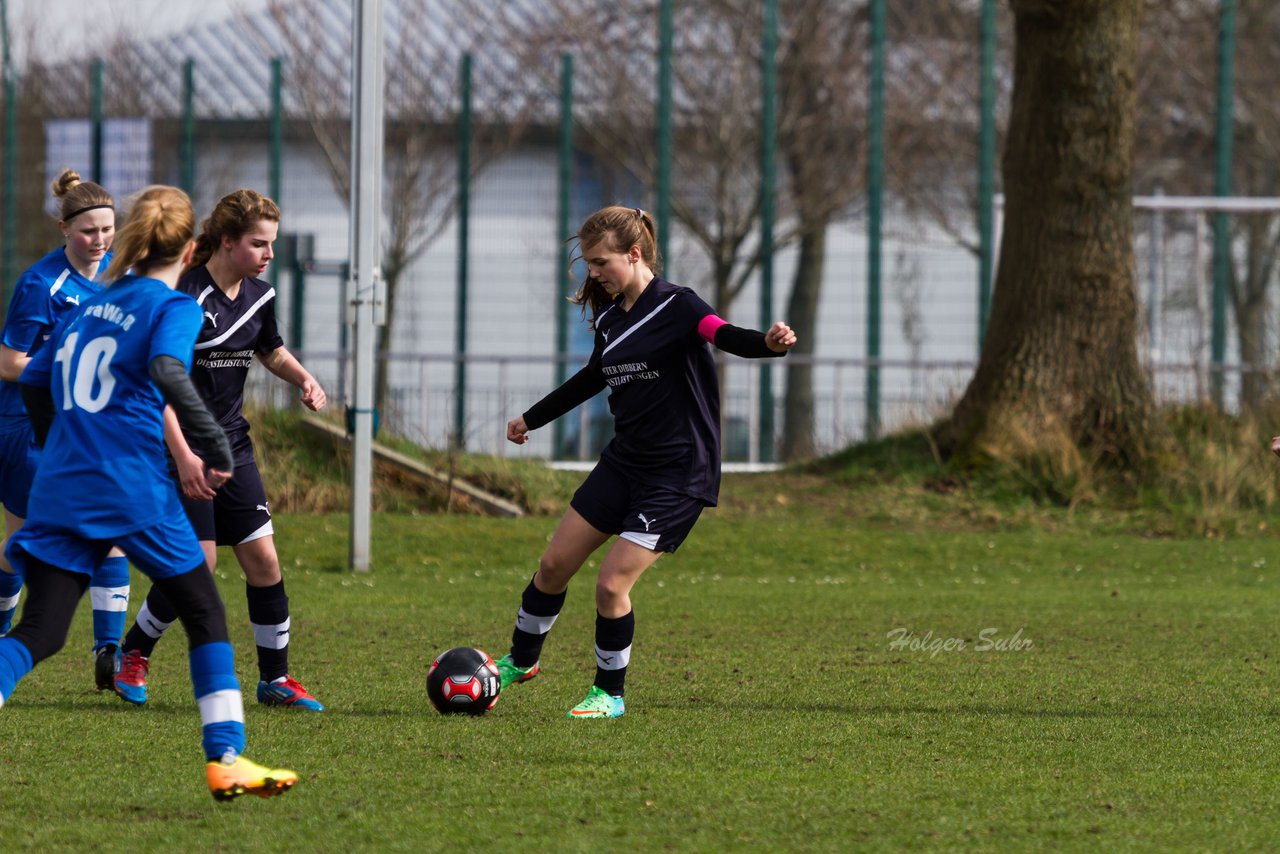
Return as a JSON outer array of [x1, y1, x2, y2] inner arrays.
[[180, 457, 274, 547], [570, 460, 706, 553]]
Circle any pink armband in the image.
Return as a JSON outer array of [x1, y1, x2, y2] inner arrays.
[[698, 314, 727, 343]]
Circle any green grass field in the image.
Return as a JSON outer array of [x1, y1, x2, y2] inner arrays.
[[3, 493, 1280, 851]]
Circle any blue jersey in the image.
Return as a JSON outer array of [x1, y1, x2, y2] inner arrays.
[[589, 278, 722, 504], [0, 247, 112, 427], [20, 274, 202, 539]]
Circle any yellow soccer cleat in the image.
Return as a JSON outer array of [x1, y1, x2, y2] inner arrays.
[[206, 754, 299, 801]]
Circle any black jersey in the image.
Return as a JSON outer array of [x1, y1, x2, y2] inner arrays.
[[180, 266, 284, 460], [529, 278, 724, 504]]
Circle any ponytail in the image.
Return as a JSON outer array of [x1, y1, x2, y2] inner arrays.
[[104, 186, 195, 282], [569, 205, 662, 329]]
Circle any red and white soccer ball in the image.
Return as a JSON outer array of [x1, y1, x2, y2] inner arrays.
[[426, 647, 501, 716]]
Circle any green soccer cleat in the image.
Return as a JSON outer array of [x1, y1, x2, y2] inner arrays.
[[495, 654, 539, 691], [566, 685, 625, 719]]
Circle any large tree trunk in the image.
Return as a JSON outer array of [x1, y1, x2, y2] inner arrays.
[[939, 0, 1159, 468], [781, 225, 825, 461]]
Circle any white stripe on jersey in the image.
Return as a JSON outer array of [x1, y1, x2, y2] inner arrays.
[[197, 688, 245, 725], [602, 293, 679, 358], [195, 288, 277, 350], [48, 269, 72, 297], [194, 285, 217, 305]]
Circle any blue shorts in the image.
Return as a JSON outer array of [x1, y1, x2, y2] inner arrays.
[[180, 457, 273, 546], [0, 423, 37, 519], [6, 513, 205, 580], [570, 459, 706, 553]]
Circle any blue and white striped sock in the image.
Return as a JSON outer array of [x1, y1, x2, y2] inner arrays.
[[189, 641, 246, 762], [0, 570, 23, 636], [89, 555, 129, 651], [0, 637, 34, 707]]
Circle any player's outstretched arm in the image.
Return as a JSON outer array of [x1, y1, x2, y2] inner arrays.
[[1270, 436, 1280, 457], [703, 317, 797, 358], [512, 366, 608, 445]]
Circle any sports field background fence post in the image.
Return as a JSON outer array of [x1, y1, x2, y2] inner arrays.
[[453, 52, 472, 450], [656, 0, 673, 275], [757, 0, 778, 464], [1210, 0, 1236, 408], [553, 52, 573, 456], [269, 56, 283, 290], [180, 58, 195, 195], [865, 0, 885, 441], [977, 0, 997, 349], [1, 0, 15, 310], [90, 59, 103, 184]]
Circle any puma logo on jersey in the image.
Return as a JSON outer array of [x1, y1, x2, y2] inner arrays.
[[638, 513, 654, 532], [256, 503, 271, 515], [203, 311, 219, 328], [601, 328, 611, 342], [65, 294, 80, 306]]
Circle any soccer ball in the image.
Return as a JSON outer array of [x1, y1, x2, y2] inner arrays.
[[426, 647, 501, 716]]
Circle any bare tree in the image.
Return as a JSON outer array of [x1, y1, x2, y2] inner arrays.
[[264, 0, 529, 425], [1135, 0, 1280, 411], [940, 0, 1160, 469]]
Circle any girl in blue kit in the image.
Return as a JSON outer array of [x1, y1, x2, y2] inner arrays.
[[0, 169, 131, 689], [1, 185, 297, 801], [497, 205, 796, 718]]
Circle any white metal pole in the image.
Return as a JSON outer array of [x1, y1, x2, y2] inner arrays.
[[349, 0, 384, 571]]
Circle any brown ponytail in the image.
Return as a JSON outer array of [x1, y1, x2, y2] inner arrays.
[[104, 186, 195, 282], [569, 205, 662, 329]]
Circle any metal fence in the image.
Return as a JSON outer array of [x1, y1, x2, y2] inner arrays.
[[2, 0, 1277, 462]]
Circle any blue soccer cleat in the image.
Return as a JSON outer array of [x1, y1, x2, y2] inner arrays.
[[113, 648, 149, 706], [257, 675, 325, 711]]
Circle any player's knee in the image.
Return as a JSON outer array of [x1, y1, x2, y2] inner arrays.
[[594, 576, 628, 610], [155, 566, 230, 648], [537, 552, 577, 588], [242, 556, 281, 585]]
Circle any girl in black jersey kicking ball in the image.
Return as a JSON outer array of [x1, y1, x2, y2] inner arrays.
[[114, 189, 327, 711], [497, 205, 796, 717]]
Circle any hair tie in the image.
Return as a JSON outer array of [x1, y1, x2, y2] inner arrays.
[[635, 208, 643, 218], [64, 203, 114, 222]]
